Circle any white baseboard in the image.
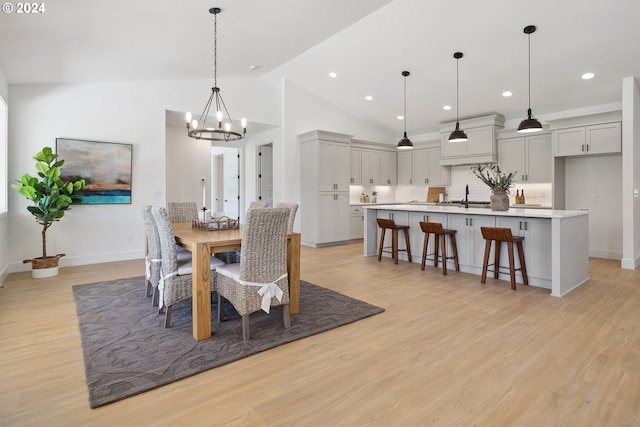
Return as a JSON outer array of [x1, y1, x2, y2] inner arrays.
[[7, 250, 145, 274]]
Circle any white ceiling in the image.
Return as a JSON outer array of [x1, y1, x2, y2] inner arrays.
[[2, 0, 640, 137]]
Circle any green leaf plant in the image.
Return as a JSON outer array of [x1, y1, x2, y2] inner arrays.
[[12, 147, 86, 258], [470, 163, 517, 192]]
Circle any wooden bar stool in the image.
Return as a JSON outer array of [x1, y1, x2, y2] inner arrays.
[[480, 226, 528, 290], [376, 218, 412, 264], [419, 221, 459, 275]]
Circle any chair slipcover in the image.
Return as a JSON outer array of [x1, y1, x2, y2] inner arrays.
[[151, 206, 224, 327], [141, 205, 162, 305], [275, 202, 298, 231], [216, 207, 291, 340]]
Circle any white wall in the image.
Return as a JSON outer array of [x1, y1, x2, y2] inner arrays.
[[279, 78, 395, 231], [165, 121, 212, 211], [0, 66, 8, 284], [7, 77, 280, 273], [622, 76, 640, 268]]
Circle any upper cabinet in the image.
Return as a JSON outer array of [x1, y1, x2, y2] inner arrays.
[[361, 148, 380, 185], [300, 130, 352, 193], [319, 140, 350, 191], [350, 147, 362, 185], [350, 141, 397, 186], [379, 151, 397, 186], [397, 147, 450, 186], [498, 132, 552, 183], [439, 114, 505, 166], [553, 122, 621, 157]]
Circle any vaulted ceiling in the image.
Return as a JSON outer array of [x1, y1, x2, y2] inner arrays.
[[2, 0, 639, 136]]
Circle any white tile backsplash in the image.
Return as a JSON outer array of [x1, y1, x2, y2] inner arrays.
[[349, 164, 552, 207]]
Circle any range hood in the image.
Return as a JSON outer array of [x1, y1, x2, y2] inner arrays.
[[438, 114, 504, 166]]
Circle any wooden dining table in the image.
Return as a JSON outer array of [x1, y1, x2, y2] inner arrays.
[[171, 222, 301, 341]]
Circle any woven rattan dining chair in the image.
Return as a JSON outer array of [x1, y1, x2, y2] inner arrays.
[[151, 206, 225, 328], [141, 205, 162, 305], [167, 202, 198, 223], [166, 202, 198, 259], [249, 201, 268, 209], [275, 202, 298, 231], [216, 207, 291, 340]]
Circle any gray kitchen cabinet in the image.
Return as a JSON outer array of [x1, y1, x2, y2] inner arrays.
[[553, 122, 621, 157], [397, 147, 450, 186], [350, 205, 365, 239], [350, 147, 362, 185], [495, 216, 552, 285], [379, 150, 397, 185], [498, 133, 552, 183], [361, 148, 380, 185], [448, 213, 495, 272], [300, 130, 352, 247]]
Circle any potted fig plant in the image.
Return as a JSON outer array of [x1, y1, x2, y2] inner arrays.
[[12, 147, 86, 278], [471, 163, 516, 211]]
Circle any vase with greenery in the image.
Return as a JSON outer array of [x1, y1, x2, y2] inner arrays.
[[471, 163, 516, 211], [12, 147, 86, 277]]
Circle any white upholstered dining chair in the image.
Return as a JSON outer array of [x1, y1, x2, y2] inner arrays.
[[151, 206, 225, 328], [216, 207, 291, 340]]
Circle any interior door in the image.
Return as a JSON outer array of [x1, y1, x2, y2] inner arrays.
[[257, 144, 273, 206], [212, 146, 240, 220]]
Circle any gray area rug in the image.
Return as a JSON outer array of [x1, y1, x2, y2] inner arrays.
[[72, 277, 384, 408]]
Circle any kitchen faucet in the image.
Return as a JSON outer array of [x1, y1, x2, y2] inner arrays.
[[465, 184, 469, 208]]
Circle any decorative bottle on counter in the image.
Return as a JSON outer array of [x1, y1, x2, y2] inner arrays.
[[520, 190, 525, 204], [515, 190, 520, 204]]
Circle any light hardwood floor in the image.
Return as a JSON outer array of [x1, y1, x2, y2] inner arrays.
[[1, 243, 639, 426]]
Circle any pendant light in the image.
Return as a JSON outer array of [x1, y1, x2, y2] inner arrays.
[[448, 52, 468, 142], [397, 71, 413, 150], [517, 25, 543, 133], [185, 7, 247, 142]]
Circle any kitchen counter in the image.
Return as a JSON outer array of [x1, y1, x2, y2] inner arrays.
[[364, 204, 589, 297], [365, 203, 582, 219]]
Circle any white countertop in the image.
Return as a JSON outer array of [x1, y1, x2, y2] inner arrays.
[[363, 203, 588, 219]]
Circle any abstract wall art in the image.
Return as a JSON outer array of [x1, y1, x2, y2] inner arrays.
[[56, 138, 132, 204]]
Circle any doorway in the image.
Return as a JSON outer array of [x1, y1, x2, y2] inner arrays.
[[211, 146, 240, 220], [256, 143, 273, 207]]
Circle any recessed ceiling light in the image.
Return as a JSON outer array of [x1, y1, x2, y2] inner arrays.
[[365, 95, 373, 101], [581, 72, 595, 80], [328, 72, 337, 78], [442, 105, 452, 111], [249, 65, 258, 70], [397, 115, 404, 120], [502, 91, 513, 97]]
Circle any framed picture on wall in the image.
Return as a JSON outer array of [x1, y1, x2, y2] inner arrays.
[[55, 138, 132, 204]]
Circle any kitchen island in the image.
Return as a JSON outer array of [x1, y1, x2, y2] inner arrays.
[[364, 204, 589, 297]]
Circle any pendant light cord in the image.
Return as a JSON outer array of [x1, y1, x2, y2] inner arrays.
[[403, 74, 407, 133], [456, 57, 460, 123], [527, 31, 531, 111]]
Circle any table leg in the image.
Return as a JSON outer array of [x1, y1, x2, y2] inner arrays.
[[192, 242, 212, 340], [287, 233, 301, 314]]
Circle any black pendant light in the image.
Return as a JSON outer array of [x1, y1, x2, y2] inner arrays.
[[397, 71, 414, 150], [517, 25, 543, 133], [448, 52, 468, 142]]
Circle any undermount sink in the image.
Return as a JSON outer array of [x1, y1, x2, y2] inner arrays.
[[436, 200, 491, 208]]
